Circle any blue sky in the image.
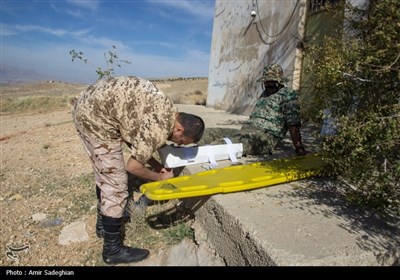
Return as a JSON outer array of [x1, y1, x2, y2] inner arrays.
[[1, 0, 215, 83]]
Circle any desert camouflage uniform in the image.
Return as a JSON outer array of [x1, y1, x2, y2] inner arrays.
[[72, 76, 177, 218], [198, 87, 301, 156]]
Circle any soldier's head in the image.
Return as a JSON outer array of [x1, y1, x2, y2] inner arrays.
[[257, 63, 288, 94], [256, 64, 288, 90], [169, 112, 205, 145]]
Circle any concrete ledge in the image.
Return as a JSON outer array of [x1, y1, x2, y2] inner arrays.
[[183, 159, 400, 266]]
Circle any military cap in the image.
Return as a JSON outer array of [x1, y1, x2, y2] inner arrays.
[[256, 63, 289, 85]]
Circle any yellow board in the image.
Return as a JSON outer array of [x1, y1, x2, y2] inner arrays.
[[140, 154, 324, 201]]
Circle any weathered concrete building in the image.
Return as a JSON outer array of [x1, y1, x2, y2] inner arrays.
[[206, 0, 366, 115]]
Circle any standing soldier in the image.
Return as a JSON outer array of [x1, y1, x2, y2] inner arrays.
[[72, 76, 204, 264]]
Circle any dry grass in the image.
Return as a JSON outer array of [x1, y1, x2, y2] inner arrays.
[[0, 81, 86, 114], [125, 198, 195, 250], [154, 78, 208, 105], [0, 81, 86, 98]]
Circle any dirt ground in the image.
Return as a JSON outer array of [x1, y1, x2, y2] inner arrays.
[[1, 108, 104, 266], [0, 79, 209, 266]]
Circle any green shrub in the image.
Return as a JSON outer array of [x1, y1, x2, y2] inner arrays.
[[304, 0, 400, 214]]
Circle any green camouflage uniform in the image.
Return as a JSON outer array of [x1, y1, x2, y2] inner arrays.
[[72, 76, 177, 218], [198, 64, 301, 156]]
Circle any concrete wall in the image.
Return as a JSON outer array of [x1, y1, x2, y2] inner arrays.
[[207, 0, 307, 115]]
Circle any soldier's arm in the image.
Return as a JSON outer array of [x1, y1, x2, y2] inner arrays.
[[126, 156, 173, 181], [289, 125, 306, 155]]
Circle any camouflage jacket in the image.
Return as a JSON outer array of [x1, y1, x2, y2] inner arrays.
[[73, 76, 177, 164], [243, 87, 301, 140]]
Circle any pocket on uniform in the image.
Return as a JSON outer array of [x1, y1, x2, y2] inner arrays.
[[92, 143, 125, 174]]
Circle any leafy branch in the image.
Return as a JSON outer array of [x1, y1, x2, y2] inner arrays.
[[69, 45, 131, 79]]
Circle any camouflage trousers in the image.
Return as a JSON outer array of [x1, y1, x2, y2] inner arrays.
[[197, 127, 279, 156], [74, 125, 128, 219]]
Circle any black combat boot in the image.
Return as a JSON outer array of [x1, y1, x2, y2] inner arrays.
[[96, 185, 132, 238], [96, 186, 104, 238], [102, 215, 149, 264]]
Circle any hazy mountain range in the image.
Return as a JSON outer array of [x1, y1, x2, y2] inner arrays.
[[0, 64, 53, 84]]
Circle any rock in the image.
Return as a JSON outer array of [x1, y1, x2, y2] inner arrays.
[[41, 217, 63, 228], [161, 238, 199, 266], [32, 213, 47, 222], [9, 193, 23, 201], [58, 220, 89, 245]]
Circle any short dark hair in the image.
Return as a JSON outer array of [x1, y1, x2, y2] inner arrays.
[[177, 112, 205, 143]]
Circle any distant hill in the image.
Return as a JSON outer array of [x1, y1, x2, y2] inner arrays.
[[0, 64, 52, 84]]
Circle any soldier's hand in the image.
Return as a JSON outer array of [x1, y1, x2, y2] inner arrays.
[[159, 169, 173, 180]]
